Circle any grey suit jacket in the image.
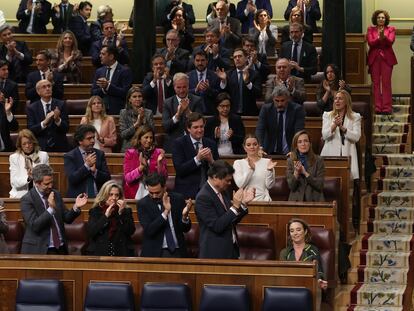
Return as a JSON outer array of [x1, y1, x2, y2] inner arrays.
[[265, 74, 306, 104], [20, 188, 80, 254], [286, 156, 325, 202], [210, 17, 242, 51]]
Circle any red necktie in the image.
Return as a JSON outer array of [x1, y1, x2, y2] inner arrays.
[[157, 79, 164, 113]]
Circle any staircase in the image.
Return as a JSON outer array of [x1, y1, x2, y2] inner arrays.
[[347, 97, 414, 311]]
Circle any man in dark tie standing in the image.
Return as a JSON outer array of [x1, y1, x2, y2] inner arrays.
[[63, 124, 111, 198], [20, 164, 88, 254], [138, 173, 192, 258], [16, 0, 52, 34], [195, 160, 255, 259], [51, 0, 74, 34]]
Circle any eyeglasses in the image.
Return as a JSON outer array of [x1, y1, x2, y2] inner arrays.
[[292, 14, 301, 17]]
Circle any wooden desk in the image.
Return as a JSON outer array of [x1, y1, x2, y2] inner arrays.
[[0, 255, 319, 311]]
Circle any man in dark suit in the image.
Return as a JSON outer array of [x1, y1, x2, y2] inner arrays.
[[243, 36, 270, 82], [90, 19, 129, 67], [51, 0, 74, 34], [20, 164, 88, 254], [0, 72, 19, 151], [172, 112, 219, 199], [63, 124, 111, 198], [68, 1, 92, 56], [206, 0, 237, 25], [25, 50, 64, 103], [142, 54, 175, 116], [156, 29, 190, 75], [188, 50, 220, 115], [256, 85, 305, 155], [195, 160, 255, 259], [280, 22, 317, 82], [16, 0, 52, 34], [217, 48, 262, 116], [162, 73, 204, 153], [236, 0, 273, 33], [27, 79, 70, 152], [0, 60, 19, 114], [138, 173, 192, 258], [284, 0, 321, 33], [191, 27, 232, 71], [91, 45, 133, 115], [0, 24, 33, 83]]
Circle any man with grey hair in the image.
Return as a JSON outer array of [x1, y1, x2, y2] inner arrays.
[[256, 85, 305, 155], [156, 29, 190, 75], [162, 72, 204, 152], [20, 164, 88, 254]]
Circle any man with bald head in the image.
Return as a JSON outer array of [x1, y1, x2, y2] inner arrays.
[[265, 58, 306, 104], [27, 79, 69, 152]]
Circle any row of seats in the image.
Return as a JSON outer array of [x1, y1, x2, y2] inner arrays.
[[16, 279, 313, 311]]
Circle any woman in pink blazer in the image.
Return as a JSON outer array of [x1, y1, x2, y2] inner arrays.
[[366, 10, 397, 114], [80, 96, 117, 152], [123, 125, 168, 199]]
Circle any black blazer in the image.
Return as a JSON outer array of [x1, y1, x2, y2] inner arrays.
[[206, 2, 237, 20], [16, 0, 51, 34], [156, 47, 190, 75], [91, 63, 133, 115], [172, 134, 219, 199], [0, 102, 18, 151], [142, 73, 175, 115], [280, 40, 318, 81], [188, 69, 220, 115], [27, 98, 69, 152], [162, 94, 204, 153], [90, 38, 130, 67], [195, 182, 247, 259], [68, 15, 92, 56], [191, 44, 232, 71], [222, 68, 262, 116], [25, 70, 64, 103], [0, 79, 19, 114], [256, 102, 305, 154], [0, 41, 33, 83], [163, 2, 196, 25], [63, 147, 111, 198], [280, 24, 314, 45], [86, 205, 136, 256], [204, 114, 245, 154], [51, 2, 74, 34], [137, 192, 192, 257]]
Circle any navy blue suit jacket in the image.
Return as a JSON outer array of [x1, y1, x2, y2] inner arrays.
[[90, 38, 130, 67], [137, 192, 191, 257], [172, 135, 219, 200], [27, 98, 69, 152], [280, 40, 318, 81], [16, 0, 51, 34], [156, 47, 190, 75], [68, 15, 92, 56], [141, 73, 175, 115], [0, 41, 33, 83], [0, 79, 19, 114], [63, 147, 111, 198], [51, 2, 74, 34], [25, 70, 64, 103], [191, 44, 232, 71], [91, 63, 133, 115], [236, 0, 273, 33], [188, 69, 220, 115]]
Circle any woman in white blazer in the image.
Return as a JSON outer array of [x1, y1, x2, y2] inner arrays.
[[9, 129, 49, 198], [320, 90, 361, 180]]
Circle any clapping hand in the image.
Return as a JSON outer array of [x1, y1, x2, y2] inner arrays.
[[338, 80, 346, 90], [162, 192, 171, 215], [4, 97, 13, 114], [117, 199, 126, 215], [75, 193, 88, 209], [215, 68, 227, 81], [182, 198, 192, 219], [267, 160, 277, 171]]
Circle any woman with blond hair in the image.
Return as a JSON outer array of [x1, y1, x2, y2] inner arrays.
[[9, 129, 49, 198], [320, 90, 361, 180], [80, 96, 117, 152], [50, 30, 82, 83], [86, 180, 136, 257]]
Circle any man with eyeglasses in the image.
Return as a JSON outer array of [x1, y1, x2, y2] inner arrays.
[[156, 29, 190, 75]]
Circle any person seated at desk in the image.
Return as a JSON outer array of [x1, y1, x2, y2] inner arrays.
[[9, 129, 49, 199], [280, 218, 327, 289], [124, 125, 168, 200], [119, 86, 154, 152], [286, 130, 325, 202], [233, 134, 276, 202], [80, 95, 117, 153], [0, 200, 9, 254], [50, 30, 82, 84], [86, 180, 136, 257]]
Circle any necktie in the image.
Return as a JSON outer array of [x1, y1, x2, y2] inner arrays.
[[160, 204, 177, 252], [238, 71, 243, 113], [283, 80, 288, 88], [46, 103, 51, 114], [292, 42, 298, 63], [43, 194, 61, 248], [62, 4, 67, 28], [83, 152, 97, 198], [105, 66, 111, 80], [217, 192, 227, 210], [157, 79, 164, 113], [199, 72, 203, 82], [276, 111, 284, 154], [194, 141, 200, 153], [41, 72, 46, 80]]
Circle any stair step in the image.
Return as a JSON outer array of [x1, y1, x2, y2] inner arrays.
[[357, 267, 409, 284], [350, 283, 406, 307], [373, 144, 405, 154], [380, 166, 414, 179], [373, 133, 407, 144], [373, 207, 414, 221], [377, 178, 414, 191], [373, 123, 409, 134], [374, 114, 410, 123], [369, 220, 414, 234], [359, 251, 411, 269], [361, 233, 413, 252], [376, 154, 414, 166], [376, 191, 414, 207]]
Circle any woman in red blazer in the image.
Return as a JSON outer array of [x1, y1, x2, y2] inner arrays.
[[366, 10, 397, 114]]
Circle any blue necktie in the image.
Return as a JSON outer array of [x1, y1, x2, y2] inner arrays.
[[160, 204, 176, 252]]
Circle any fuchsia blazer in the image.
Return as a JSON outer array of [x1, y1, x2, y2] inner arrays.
[[123, 148, 168, 199], [366, 26, 397, 69]]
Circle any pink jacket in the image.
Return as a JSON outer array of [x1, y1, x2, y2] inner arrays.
[[123, 148, 168, 199], [366, 26, 397, 68]]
